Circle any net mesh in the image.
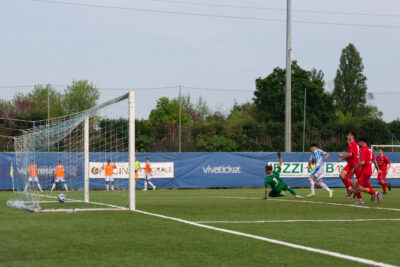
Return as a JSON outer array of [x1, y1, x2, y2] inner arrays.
[[7, 93, 131, 211]]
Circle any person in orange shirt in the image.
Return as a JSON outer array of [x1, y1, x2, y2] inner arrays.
[[24, 160, 43, 192], [51, 160, 68, 192], [103, 160, 116, 191], [143, 157, 156, 191]]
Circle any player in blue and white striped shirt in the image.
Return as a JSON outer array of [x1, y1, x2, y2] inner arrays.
[[307, 144, 334, 198]]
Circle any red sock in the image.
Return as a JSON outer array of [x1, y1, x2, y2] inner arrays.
[[369, 188, 376, 195], [382, 184, 387, 193], [341, 178, 349, 193], [341, 178, 352, 192], [356, 192, 362, 199], [348, 180, 353, 190]]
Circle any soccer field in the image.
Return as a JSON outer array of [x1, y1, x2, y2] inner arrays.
[[2, 188, 400, 267]]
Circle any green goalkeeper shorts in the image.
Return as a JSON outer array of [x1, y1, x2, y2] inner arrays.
[[268, 184, 289, 197]]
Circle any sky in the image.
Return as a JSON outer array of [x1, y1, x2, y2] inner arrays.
[[0, 0, 399, 121]]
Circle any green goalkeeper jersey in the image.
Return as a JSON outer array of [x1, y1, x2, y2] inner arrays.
[[264, 166, 284, 189]]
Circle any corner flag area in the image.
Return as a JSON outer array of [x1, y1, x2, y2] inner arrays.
[[2, 188, 400, 266]]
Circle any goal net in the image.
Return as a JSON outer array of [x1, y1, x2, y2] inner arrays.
[[7, 92, 136, 212]]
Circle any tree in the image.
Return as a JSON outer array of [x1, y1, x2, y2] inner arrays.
[[13, 93, 33, 116], [63, 80, 100, 113], [28, 84, 65, 119], [148, 97, 190, 146], [181, 95, 210, 122], [333, 43, 375, 117], [0, 99, 15, 121], [196, 135, 238, 152], [253, 61, 334, 126], [149, 97, 190, 126]]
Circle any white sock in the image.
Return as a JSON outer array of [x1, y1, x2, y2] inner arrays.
[[148, 181, 155, 188], [37, 183, 42, 191], [24, 183, 28, 191], [144, 181, 148, 190], [51, 183, 56, 191], [309, 178, 315, 194], [106, 184, 109, 191], [111, 184, 114, 190], [64, 183, 68, 191], [319, 182, 330, 192]]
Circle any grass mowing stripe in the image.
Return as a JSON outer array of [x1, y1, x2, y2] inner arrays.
[[141, 195, 400, 212], [196, 218, 400, 223], [135, 209, 398, 267], [270, 198, 400, 212]]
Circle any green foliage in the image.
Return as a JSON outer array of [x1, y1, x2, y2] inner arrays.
[[64, 80, 100, 114], [196, 135, 238, 152], [136, 119, 153, 152], [0, 53, 395, 152], [28, 84, 65, 118], [333, 43, 378, 118], [254, 61, 334, 127], [149, 97, 190, 126], [389, 120, 400, 142], [182, 95, 210, 122], [336, 111, 352, 122]]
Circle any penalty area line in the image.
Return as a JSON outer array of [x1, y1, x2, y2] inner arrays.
[[196, 218, 400, 224], [135, 209, 397, 267]]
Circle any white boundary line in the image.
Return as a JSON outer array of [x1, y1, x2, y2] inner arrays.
[[196, 218, 400, 224], [32, 194, 127, 210], [135, 209, 397, 267], [34, 208, 128, 212]]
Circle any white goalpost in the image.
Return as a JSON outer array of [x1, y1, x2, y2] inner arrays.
[[128, 91, 136, 211], [7, 91, 136, 212]]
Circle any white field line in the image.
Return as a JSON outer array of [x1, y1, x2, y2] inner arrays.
[[34, 208, 128, 212], [32, 194, 127, 210], [135, 209, 397, 267], [140, 195, 400, 212], [196, 218, 400, 224], [22, 200, 82, 204]]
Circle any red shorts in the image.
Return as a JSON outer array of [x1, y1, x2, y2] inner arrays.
[[358, 173, 372, 188], [343, 165, 361, 180], [377, 170, 387, 181]]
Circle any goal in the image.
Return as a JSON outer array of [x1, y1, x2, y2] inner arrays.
[[371, 145, 400, 152], [7, 92, 136, 212]]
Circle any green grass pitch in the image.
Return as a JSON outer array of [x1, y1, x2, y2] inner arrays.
[[1, 188, 400, 266]]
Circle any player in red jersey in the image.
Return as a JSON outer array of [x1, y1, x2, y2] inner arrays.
[[338, 131, 359, 199], [376, 148, 392, 194], [351, 137, 383, 204]]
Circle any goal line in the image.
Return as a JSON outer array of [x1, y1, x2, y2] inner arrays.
[[31, 193, 129, 212]]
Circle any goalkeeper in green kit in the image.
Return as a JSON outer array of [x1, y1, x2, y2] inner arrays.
[[263, 152, 304, 199]]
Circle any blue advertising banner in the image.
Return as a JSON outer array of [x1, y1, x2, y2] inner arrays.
[[1, 152, 400, 190]]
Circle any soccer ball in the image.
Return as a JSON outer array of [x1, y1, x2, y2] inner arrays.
[[57, 194, 66, 203]]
